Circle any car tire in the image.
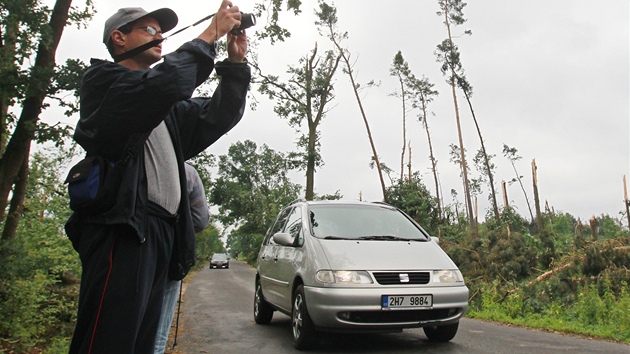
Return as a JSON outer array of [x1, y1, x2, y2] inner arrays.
[[292, 284, 318, 350], [254, 279, 274, 324], [423, 322, 459, 342]]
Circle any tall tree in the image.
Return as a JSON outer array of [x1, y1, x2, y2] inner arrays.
[[255, 42, 341, 201], [389, 51, 412, 181], [315, 0, 388, 202], [0, 0, 94, 240], [408, 75, 442, 219], [436, 0, 476, 235]]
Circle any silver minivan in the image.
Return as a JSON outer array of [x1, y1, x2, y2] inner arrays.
[[254, 200, 468, 350]]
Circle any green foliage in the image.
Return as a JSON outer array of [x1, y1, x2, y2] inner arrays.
[[227, 231, 265, 265], [464, 234, 630, 343], [209, 140, 302, 261], [469, 279, 630, 343], [385, 174, 440, 235], [252, 0, 303, 44], [0, 148, 79, 352], [194, 224, 225, 265], [579, 238, 630, 277]]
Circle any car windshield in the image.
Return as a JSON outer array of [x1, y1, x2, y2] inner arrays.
[[212, 253, 228, 260], [308, 204, 429, 241]]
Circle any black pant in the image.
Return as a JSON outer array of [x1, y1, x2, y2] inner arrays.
[[69, 206, 175, 354]]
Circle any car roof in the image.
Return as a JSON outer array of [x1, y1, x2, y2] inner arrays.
[[289, 200, 399, 214], [289, 199, 392, 208]]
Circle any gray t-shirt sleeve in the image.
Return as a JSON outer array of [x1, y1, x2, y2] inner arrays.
[[185, 163, 210, 232]]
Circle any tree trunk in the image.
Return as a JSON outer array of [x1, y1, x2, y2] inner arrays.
[[305, 124, 316, 201], [462, 91, 500, 221], [442, 7, 475, 236], [421, 99, 442, 220], [589, 216, 598, 241], [451, 80, 475, 235], [398, 74, 407, 182], [508, 158, 535, 221], [407, 142, 412, 184], [0, 0, 72, 223], [502, 180, 511, 236], [624, 175, 630, 230], [304, 47, 316, 201], [2, 154, 29, 240], [532, 159, 543, 233], [328, 30, 387, 202]]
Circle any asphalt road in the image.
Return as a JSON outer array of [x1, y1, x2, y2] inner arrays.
[[168, 260, 629, 354]]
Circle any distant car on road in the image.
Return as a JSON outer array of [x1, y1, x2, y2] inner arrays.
[[209, 253, 230, 269], [254, 200, 468, 350]]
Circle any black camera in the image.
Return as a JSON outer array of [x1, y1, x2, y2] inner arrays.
[[231, 12, 256, 35]]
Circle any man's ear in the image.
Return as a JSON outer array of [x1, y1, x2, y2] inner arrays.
[[110, 30, 126, 47]]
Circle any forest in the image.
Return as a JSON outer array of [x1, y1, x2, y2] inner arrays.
[[0, 0, 628, 352]]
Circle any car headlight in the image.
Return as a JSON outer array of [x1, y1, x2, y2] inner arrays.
[[316, 270, 373, 284], [432, 270, 464, 283]]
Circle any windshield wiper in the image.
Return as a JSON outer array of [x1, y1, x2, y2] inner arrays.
[[323, 236, 352, 240], [357, 235, 410, 241]]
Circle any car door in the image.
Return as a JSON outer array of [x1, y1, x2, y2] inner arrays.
[[258, 207, 292, 307], [273, 205, 304, 311]]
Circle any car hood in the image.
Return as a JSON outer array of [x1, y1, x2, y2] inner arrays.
[[316, 239, 457, 270]]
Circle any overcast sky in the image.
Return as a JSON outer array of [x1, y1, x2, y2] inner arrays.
[[53, 0, 629, 223]]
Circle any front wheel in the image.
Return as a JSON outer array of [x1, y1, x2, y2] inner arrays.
[[292, 285, 318, 350], [423, 322, 459, 342], [254, 279, 274, 324]]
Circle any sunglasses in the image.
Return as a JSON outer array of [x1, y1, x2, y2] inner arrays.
[[132, 25, 163, 36]]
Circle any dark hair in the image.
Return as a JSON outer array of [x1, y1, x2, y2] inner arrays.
[[106, 23, 134, 56]]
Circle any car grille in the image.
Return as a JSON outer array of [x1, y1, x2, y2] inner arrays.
[[372, 272, 430, 285], [343, 308, 460, 324]]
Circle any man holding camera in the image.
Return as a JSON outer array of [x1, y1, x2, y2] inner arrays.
[[65, 1, 250, 353]]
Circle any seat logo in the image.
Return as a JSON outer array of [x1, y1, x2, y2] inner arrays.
[[399, 273, 410, 283]]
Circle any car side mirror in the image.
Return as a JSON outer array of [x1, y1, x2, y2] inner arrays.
[[430, 236, 440, 244], [273, 232, 295, 246]]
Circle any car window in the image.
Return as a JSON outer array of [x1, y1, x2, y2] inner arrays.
[[284, 206, 303, 246], [264, 206, 293, 245], [308, 204, 429, 240], [212, 253, 228, 260]]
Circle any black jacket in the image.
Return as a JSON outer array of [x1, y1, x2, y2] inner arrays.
[[66, 38, 250, 279]]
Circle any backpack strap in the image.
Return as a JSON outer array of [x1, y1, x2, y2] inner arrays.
[[119, 131, 152, 165]]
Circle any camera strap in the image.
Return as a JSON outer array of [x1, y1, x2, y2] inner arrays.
[[113, 39, 164, 63]]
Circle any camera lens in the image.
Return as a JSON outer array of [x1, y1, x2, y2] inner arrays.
[[231, 12, 256, 34]]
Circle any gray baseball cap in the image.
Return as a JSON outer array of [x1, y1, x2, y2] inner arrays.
[[103, 7, 178, 44]]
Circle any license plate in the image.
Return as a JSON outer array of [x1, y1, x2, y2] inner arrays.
[[382, 295, 433, 309]]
